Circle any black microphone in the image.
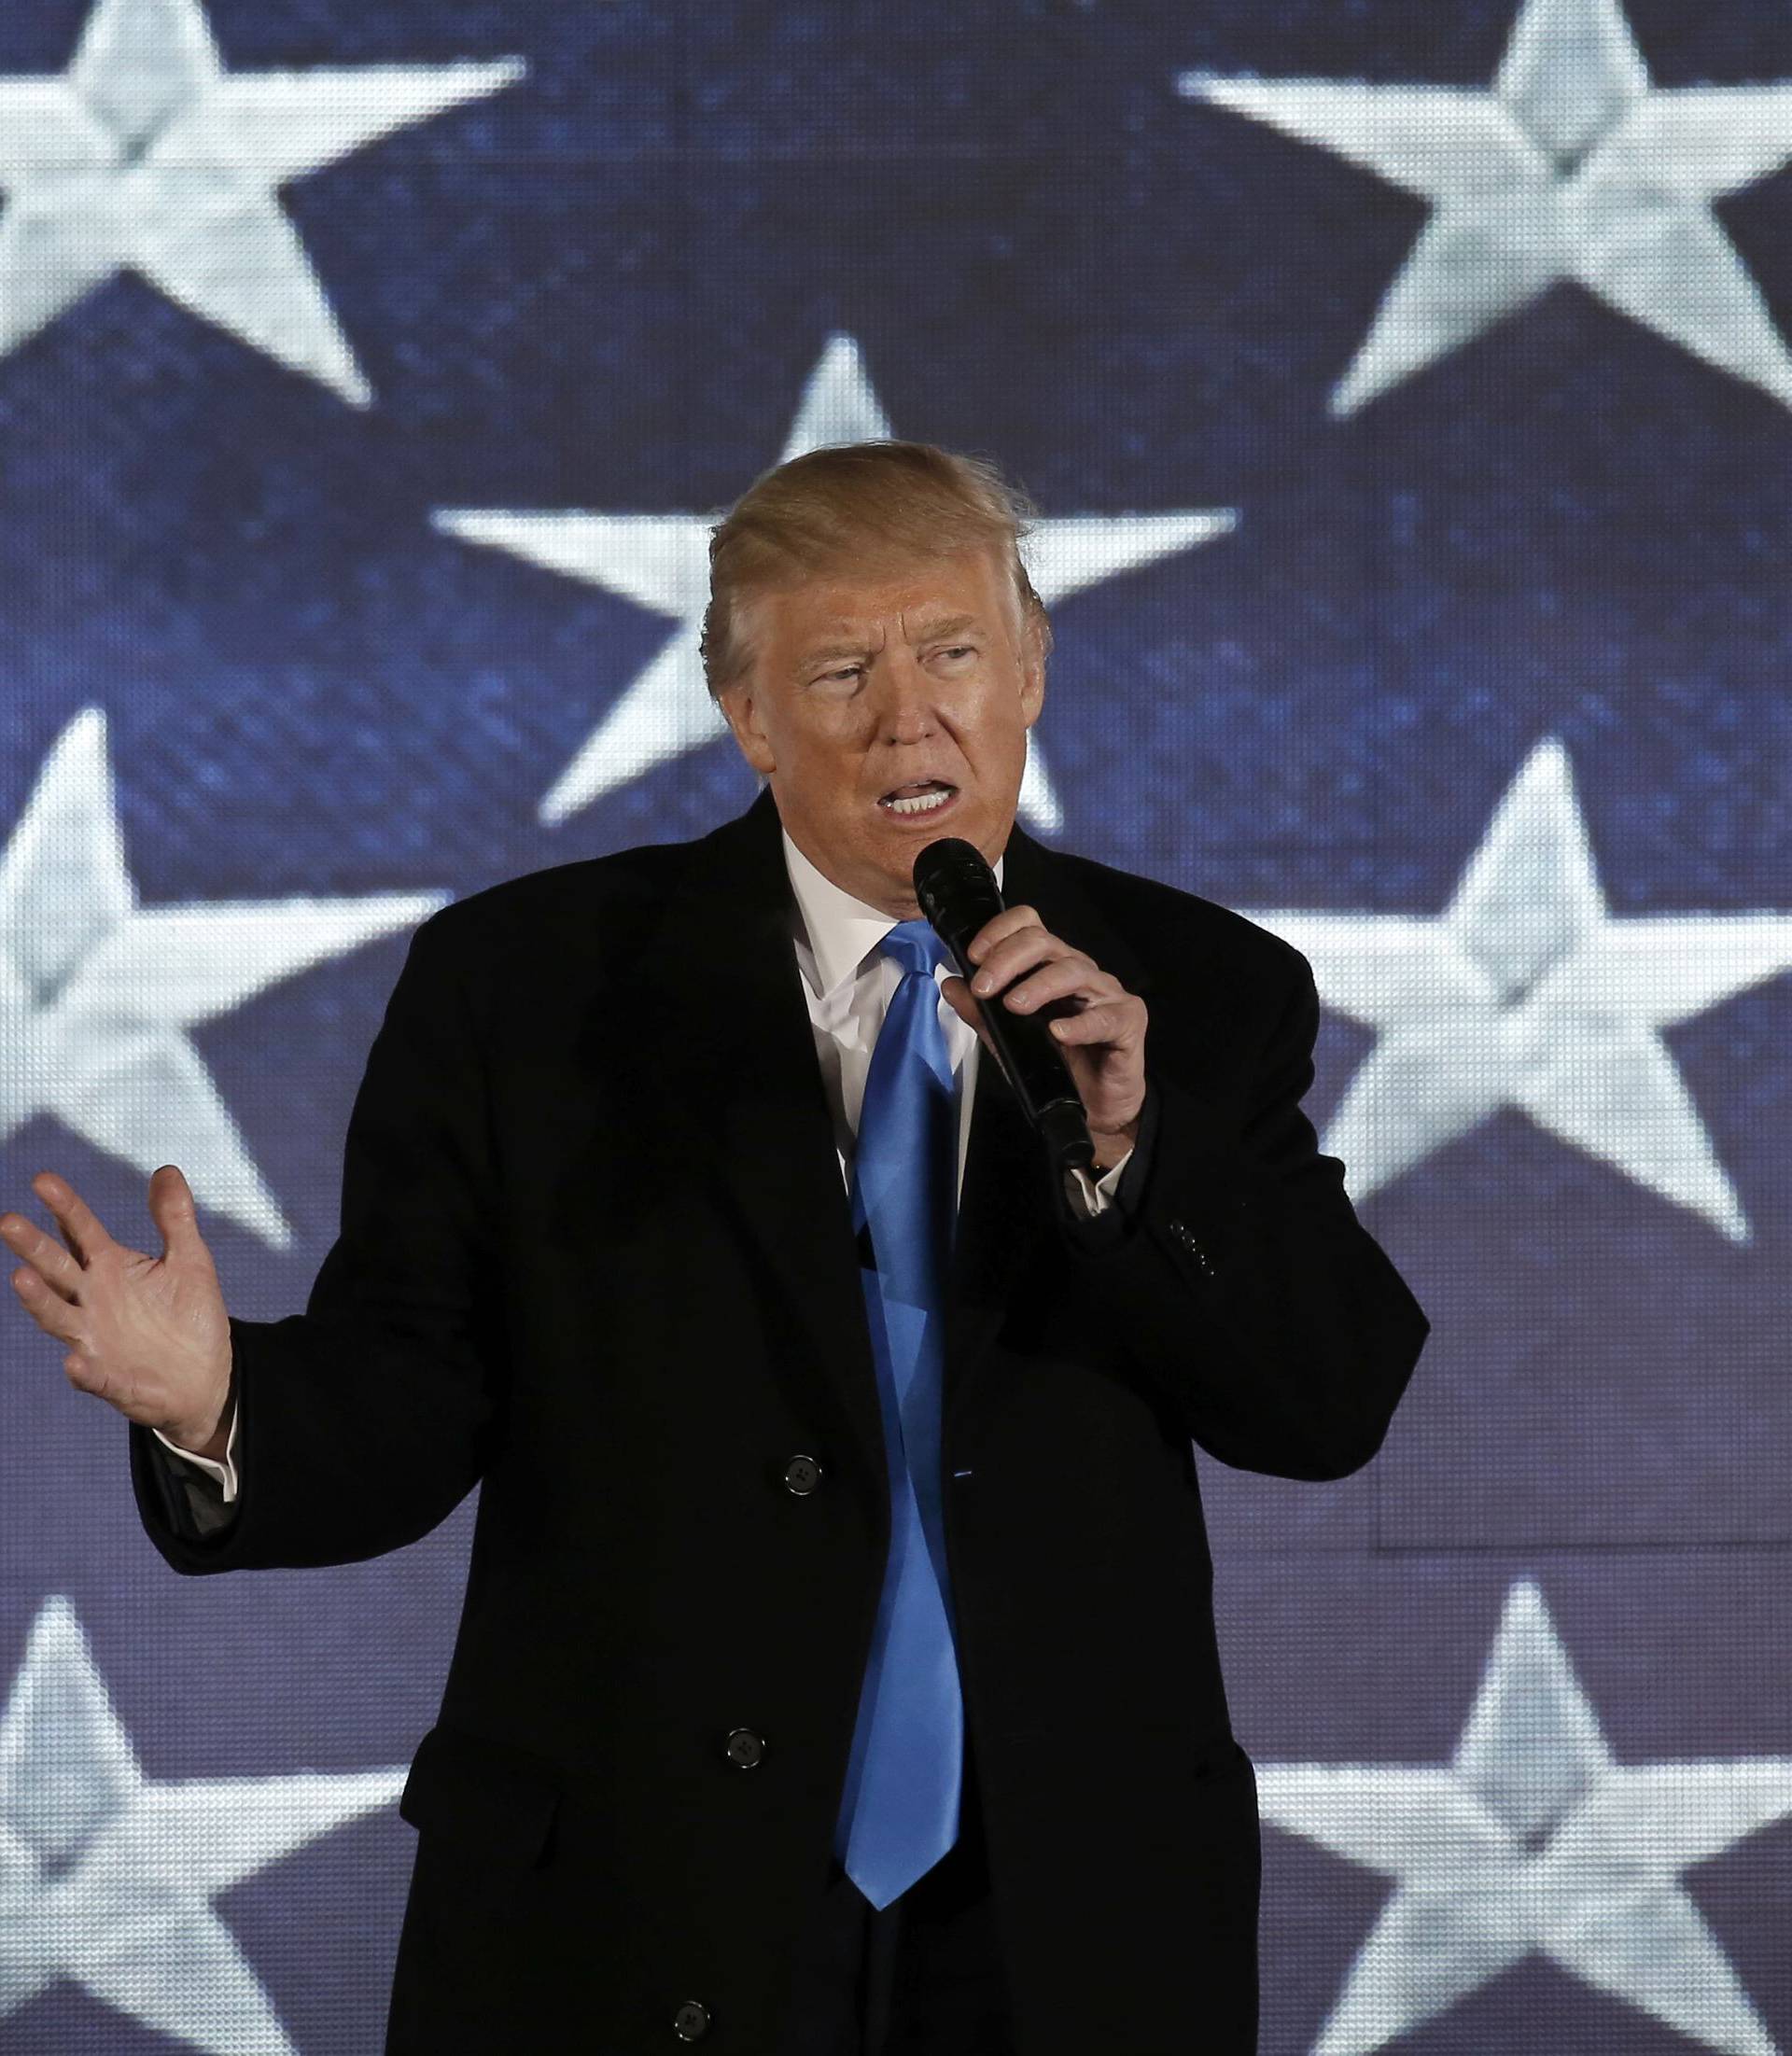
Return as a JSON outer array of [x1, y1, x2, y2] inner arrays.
[[913, 837, 1095, 1176]]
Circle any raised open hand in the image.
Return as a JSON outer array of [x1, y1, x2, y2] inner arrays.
[[2, 1166, 233, 1459]]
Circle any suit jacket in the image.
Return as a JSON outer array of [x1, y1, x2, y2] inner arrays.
[[133, 787, 1430, 2056]]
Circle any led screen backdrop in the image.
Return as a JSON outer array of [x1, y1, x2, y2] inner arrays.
[[2, 0, 1789, 2049]]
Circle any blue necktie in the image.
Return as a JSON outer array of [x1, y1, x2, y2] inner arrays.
[[833, 919, 964, 1909]]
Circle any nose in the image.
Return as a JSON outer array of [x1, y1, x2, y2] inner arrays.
[[874, 646, 936, 745]]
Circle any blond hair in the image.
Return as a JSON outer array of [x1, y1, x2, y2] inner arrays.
[[699, 441, 1052, 698]]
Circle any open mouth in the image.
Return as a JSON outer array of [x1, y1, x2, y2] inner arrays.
[[876, 779, 959, 819]]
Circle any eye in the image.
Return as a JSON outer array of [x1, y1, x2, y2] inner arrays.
[[934, 644, 977, 664]]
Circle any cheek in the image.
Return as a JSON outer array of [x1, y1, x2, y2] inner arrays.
[[779, 728, 867, 806], [965, 701, 1030, 757]]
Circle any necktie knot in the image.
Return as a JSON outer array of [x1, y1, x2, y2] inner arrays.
[[880, 918, 946, 981]]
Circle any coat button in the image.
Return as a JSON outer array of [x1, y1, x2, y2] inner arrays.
[[1167, 1216, 1216, 1278], [723, 1726, 764, 1769], [673, 1998, 711, 2040], [783, 1453, 823, 1495]]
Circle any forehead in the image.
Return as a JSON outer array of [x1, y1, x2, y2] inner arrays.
[[756, 546, 1015, 644]]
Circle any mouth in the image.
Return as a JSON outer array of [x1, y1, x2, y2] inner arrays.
[[875, 778, 960, 821]]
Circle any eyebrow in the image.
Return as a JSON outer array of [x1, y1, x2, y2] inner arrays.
[[791, 614, 990, 675], [793, 640, 873, 675]]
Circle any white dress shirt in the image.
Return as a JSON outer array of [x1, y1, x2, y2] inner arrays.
[[157, 828, 1130, 1506]]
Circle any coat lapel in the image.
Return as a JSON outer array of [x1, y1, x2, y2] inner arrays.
[[637, 789, 889, 1505]]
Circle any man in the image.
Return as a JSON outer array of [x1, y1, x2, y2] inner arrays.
[[3, 441, 1429, 2054]]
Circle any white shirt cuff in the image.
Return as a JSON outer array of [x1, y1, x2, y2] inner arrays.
[[1066, 1146, 1133, 1219], [153, 1399, 240, 1504]]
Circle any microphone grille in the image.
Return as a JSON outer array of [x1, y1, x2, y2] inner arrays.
[[913, 836, 1002, 943], [914, 834, 986, 903], [914, 834, 985, 886]]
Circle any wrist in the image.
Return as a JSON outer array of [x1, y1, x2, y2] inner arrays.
[[168, 1371, 234, 1464], [1088, 1124, 1139, 1175]]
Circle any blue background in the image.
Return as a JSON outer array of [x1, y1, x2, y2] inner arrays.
[[2, 1, 1788, 2049]]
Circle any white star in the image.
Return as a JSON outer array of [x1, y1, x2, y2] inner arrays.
[[0, 707, 447, 1250], [1259, 1579, 1792, 2055], [434, 332, 1237, 835], [1240, 736, 1792, 1243], [0, 1594, 404, 2055], [0, 0, 524, 404], [1181, 0, 1792, 413]]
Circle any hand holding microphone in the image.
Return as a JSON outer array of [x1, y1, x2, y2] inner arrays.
[[915, 838, 1148, 1178]]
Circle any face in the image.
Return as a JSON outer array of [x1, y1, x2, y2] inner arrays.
[[716, 545, 1046, 917]]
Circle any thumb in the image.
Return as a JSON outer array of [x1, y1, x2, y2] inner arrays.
[[940, 974, 996, 1059], [147, 1164, 203, 1259]]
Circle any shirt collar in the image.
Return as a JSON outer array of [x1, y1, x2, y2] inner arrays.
[[781, 825, 1004, 1003]]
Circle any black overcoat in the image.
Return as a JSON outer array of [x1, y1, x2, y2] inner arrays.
[[133, 787, 1430, 2055]]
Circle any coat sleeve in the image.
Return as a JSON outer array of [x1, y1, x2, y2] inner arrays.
[[130, 905, 503, 1572], [1053, 944, 1430, 1480]]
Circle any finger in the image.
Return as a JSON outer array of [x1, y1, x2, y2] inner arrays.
[[940, 975, 998, 1059], [11, 1266, 84, 1344], [147, 1164, 203, 1260], [30, 1172, 115, 1268], [969, 929, 1081, 998], [1047, 998, 1146, 1045], [1000, 958, 1120, 1016], [0, 1217, 84, 1303], [963, 904, 1046, 966]]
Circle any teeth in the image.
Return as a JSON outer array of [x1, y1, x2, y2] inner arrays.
[[882, 787, 954, 815]]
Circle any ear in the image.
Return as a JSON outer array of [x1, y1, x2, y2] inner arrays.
[[717, 681, 777, 776], [1018, 612, 1047, 732]]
